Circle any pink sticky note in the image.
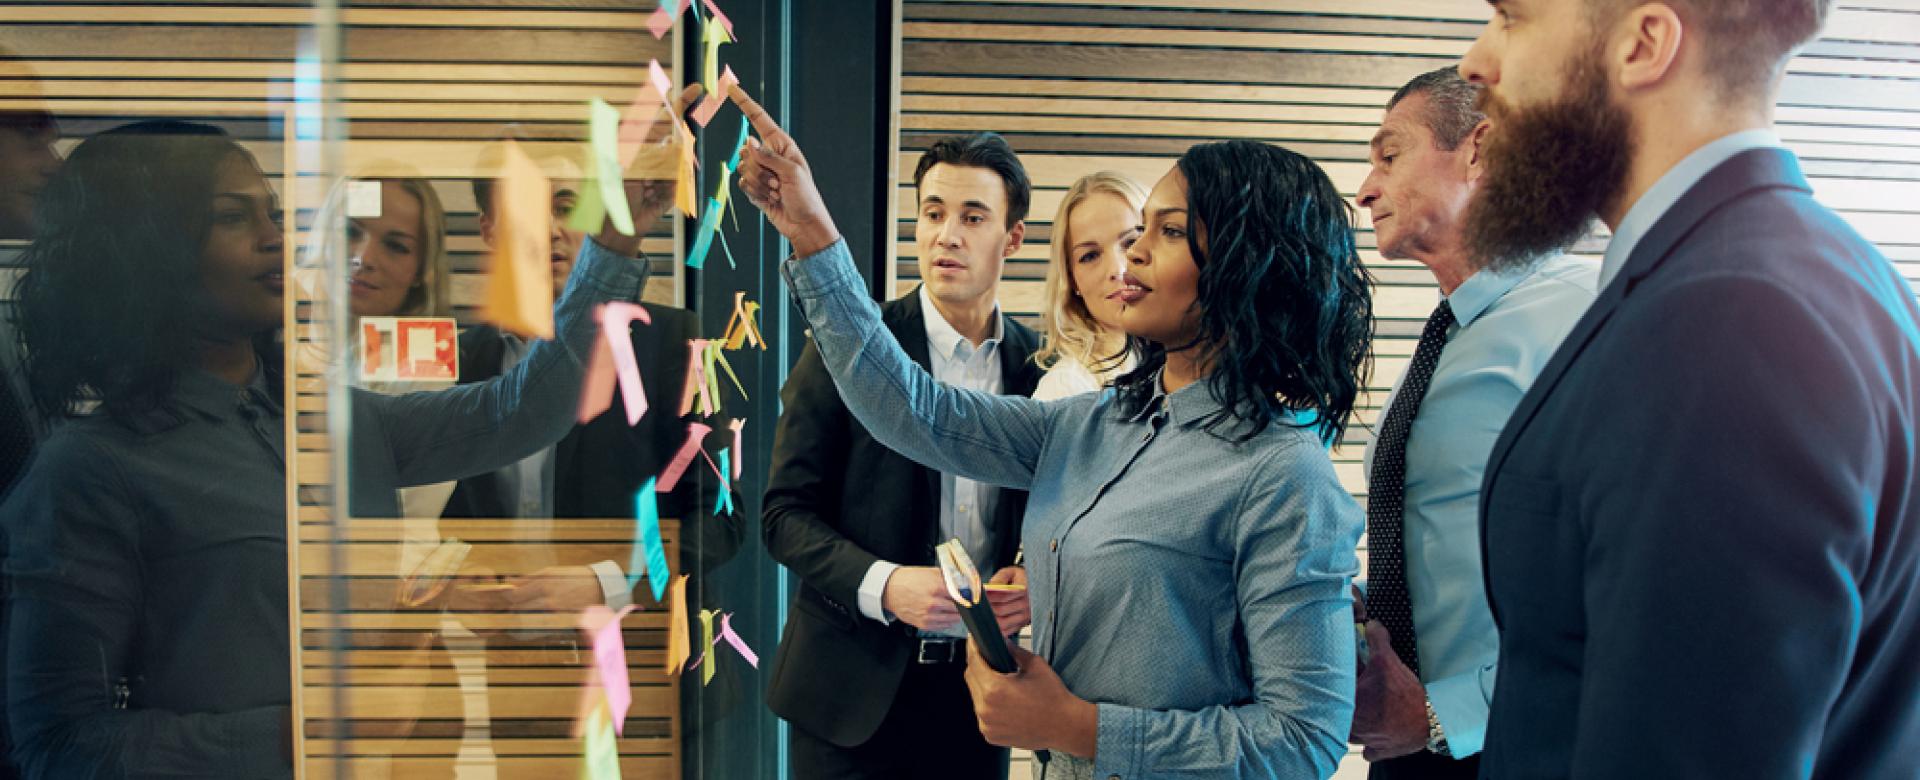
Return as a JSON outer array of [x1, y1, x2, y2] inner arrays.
[[678, 339, 715, 416], [601, 302, 652, 426], [657, 421, 713, 492], [690, 66, 738, 128], [578, 328, 617, 424], [646, 1, 689, 39], [728, 419, 745, 479], [649, 59, 675, 106], [717, 612, 759, 668], [702, 0, 735, 39], [578, 604, 638, 735]]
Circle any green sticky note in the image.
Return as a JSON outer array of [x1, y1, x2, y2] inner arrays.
[[699, 609, 717, 686], [582, 701, 622, 779], [588, 98, 635, 237]]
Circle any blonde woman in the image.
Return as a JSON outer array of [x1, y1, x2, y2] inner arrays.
[[1030, 172, 1147, 401]]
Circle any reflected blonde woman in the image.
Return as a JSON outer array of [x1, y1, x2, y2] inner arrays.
[[1031, 172, 1147, 400]]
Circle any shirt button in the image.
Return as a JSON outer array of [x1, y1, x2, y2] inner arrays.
[[1049, 539, 1058, 553]]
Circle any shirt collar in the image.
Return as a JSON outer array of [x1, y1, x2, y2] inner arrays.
[[1599, 129, 1782, 289], [1443, 261, 1536, 329], [918, 284, 1003, 360], [1123, 366, 1230, 429], [132, 366, 277, 433]]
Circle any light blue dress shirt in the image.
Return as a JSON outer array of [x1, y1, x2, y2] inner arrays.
[[786, 240, 1362, 779], [855, 285, 1007, 636], [1599, 129, 1783, 290], [1361, 254, 1599, 757]]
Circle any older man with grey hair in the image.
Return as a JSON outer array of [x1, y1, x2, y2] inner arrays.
[[1347, 66, 1598, 779]]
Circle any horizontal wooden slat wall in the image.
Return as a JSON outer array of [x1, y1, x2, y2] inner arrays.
[[2, 4, 692, 778], [891, 0, 1920, 503]]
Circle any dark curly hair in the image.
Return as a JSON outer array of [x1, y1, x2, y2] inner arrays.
[[1115, 140, 1374, 444], [12, 120, 276, 424]]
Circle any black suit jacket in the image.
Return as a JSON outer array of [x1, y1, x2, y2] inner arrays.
[[1479, 148, 1920, 778], [762, 290, 1041, 746], [446, 307, 744, 576]]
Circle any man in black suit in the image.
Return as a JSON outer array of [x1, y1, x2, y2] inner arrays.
[[1459, 0, 1918, 776], [763, 132, 1042, 779], [447, 175, 744, 603]]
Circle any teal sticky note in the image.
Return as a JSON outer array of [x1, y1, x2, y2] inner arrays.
[[686, 196, 723, 269], [631, 477, 670, 602], [714, 449, 735, 516]]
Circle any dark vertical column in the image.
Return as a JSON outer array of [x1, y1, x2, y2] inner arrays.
[[679, 2, 893, 778]]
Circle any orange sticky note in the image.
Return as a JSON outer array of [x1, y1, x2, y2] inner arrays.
[[482, 140, 555, 339], [664, 573, 691, 676], [691, 66, 738, 129]]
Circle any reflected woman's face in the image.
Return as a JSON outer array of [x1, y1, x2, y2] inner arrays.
[[196, 152, 285, 337], [347, 180, 425, 318]]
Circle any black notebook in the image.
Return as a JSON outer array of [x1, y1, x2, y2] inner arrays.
[[935, 539, 1018, 673]]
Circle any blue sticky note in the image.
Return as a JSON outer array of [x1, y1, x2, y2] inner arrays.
[[686, 196, 723, 269], [631, 477, 670, 602], [714, 449, 735, 516], [726, 119, 749, 170]]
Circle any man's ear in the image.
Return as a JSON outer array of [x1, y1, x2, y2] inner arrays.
[[1004, 220, 1026, 258], [1465, 119, 1492, 184], [477, 211, 497, 249], [1616, 2, 1684, 93]]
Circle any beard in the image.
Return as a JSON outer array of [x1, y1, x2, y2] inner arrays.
[[1464, 45, 1634, 274]]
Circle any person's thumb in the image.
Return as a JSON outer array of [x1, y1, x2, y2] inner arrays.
[[1364, 619, 1393, 650]]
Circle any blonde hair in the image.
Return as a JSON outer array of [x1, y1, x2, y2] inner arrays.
[[303, 175, 452, 318], [1033, 171, 1148, 372]]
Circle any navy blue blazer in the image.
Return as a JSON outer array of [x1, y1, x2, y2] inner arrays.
[[1478, 148, 1920, 778]]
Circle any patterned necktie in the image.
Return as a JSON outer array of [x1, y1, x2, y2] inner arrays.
[[1366, 298, 1455, 675]]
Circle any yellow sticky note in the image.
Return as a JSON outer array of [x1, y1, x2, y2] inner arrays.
[[482, 140, 555, 339], [698, 609, 717, 686], [676, 153, 698, 219], [581, 700, 622, 779], [702, 21, 731, 96], [664, 573, 691, 676]]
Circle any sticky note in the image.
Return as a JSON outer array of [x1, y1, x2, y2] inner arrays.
[[578, 604, 637, 734], [647, 0, 688, 39], [717, 612, 759, 668], [698, 609, 717, 686], [727, 119, 750, 170], [679, 340, 715, 417], [722, 291, 764, 350], [599, 302, 652, 425], [657, 422, 712, 492], [686, 197, 722, 269], [630, 478, 671, 603], [482, 140, 556, 340], [702, 23, 730, 96], [676, 151, 698, 219], [702, 0, 735, 39], [664, 574, 691, 676], [714, 449, 735, 516], [582, 700, 623, 780], [691, 66, 739, 129], [648, 60, 676, 107], [728, 419, 745, 478], [710, 343, 747, 401], [346, 179, 381, 218], [588, 98, 636, 237]]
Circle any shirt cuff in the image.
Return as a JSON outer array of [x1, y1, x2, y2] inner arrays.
[[1425, 663, 1495, 758], [588, 560, 632, 611], [1092, 701, 1143, 779], [574, 235, 653, 300], [857, 560, 901, 624], [779, 238, 859, 302]]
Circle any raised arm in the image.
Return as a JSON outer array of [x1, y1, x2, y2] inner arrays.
[[3, 436, 290, 778], [1089, 437, 1363, 778], [730, 84, 1050, 489], [359, 236, 650, 490]]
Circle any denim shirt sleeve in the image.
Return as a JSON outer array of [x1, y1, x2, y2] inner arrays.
[[781, 239, 1051, 491], [365, 237, 650, 487], [1093, 436, 1362, 778]]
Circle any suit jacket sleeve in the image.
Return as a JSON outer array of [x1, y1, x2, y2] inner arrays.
[[1566, 275, 1873, 776], [761, 336, 875, 608]]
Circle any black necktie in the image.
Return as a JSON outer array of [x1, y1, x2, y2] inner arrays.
[[1366, 299, 1454, 675]]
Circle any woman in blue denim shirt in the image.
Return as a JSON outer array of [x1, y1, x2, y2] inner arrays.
[[735, 90, 1372, 779]]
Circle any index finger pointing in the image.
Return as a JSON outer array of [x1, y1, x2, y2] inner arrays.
[[727, 81, 784, 139]]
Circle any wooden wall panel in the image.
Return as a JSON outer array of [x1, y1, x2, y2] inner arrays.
[[890, 7, 1919, 772]]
